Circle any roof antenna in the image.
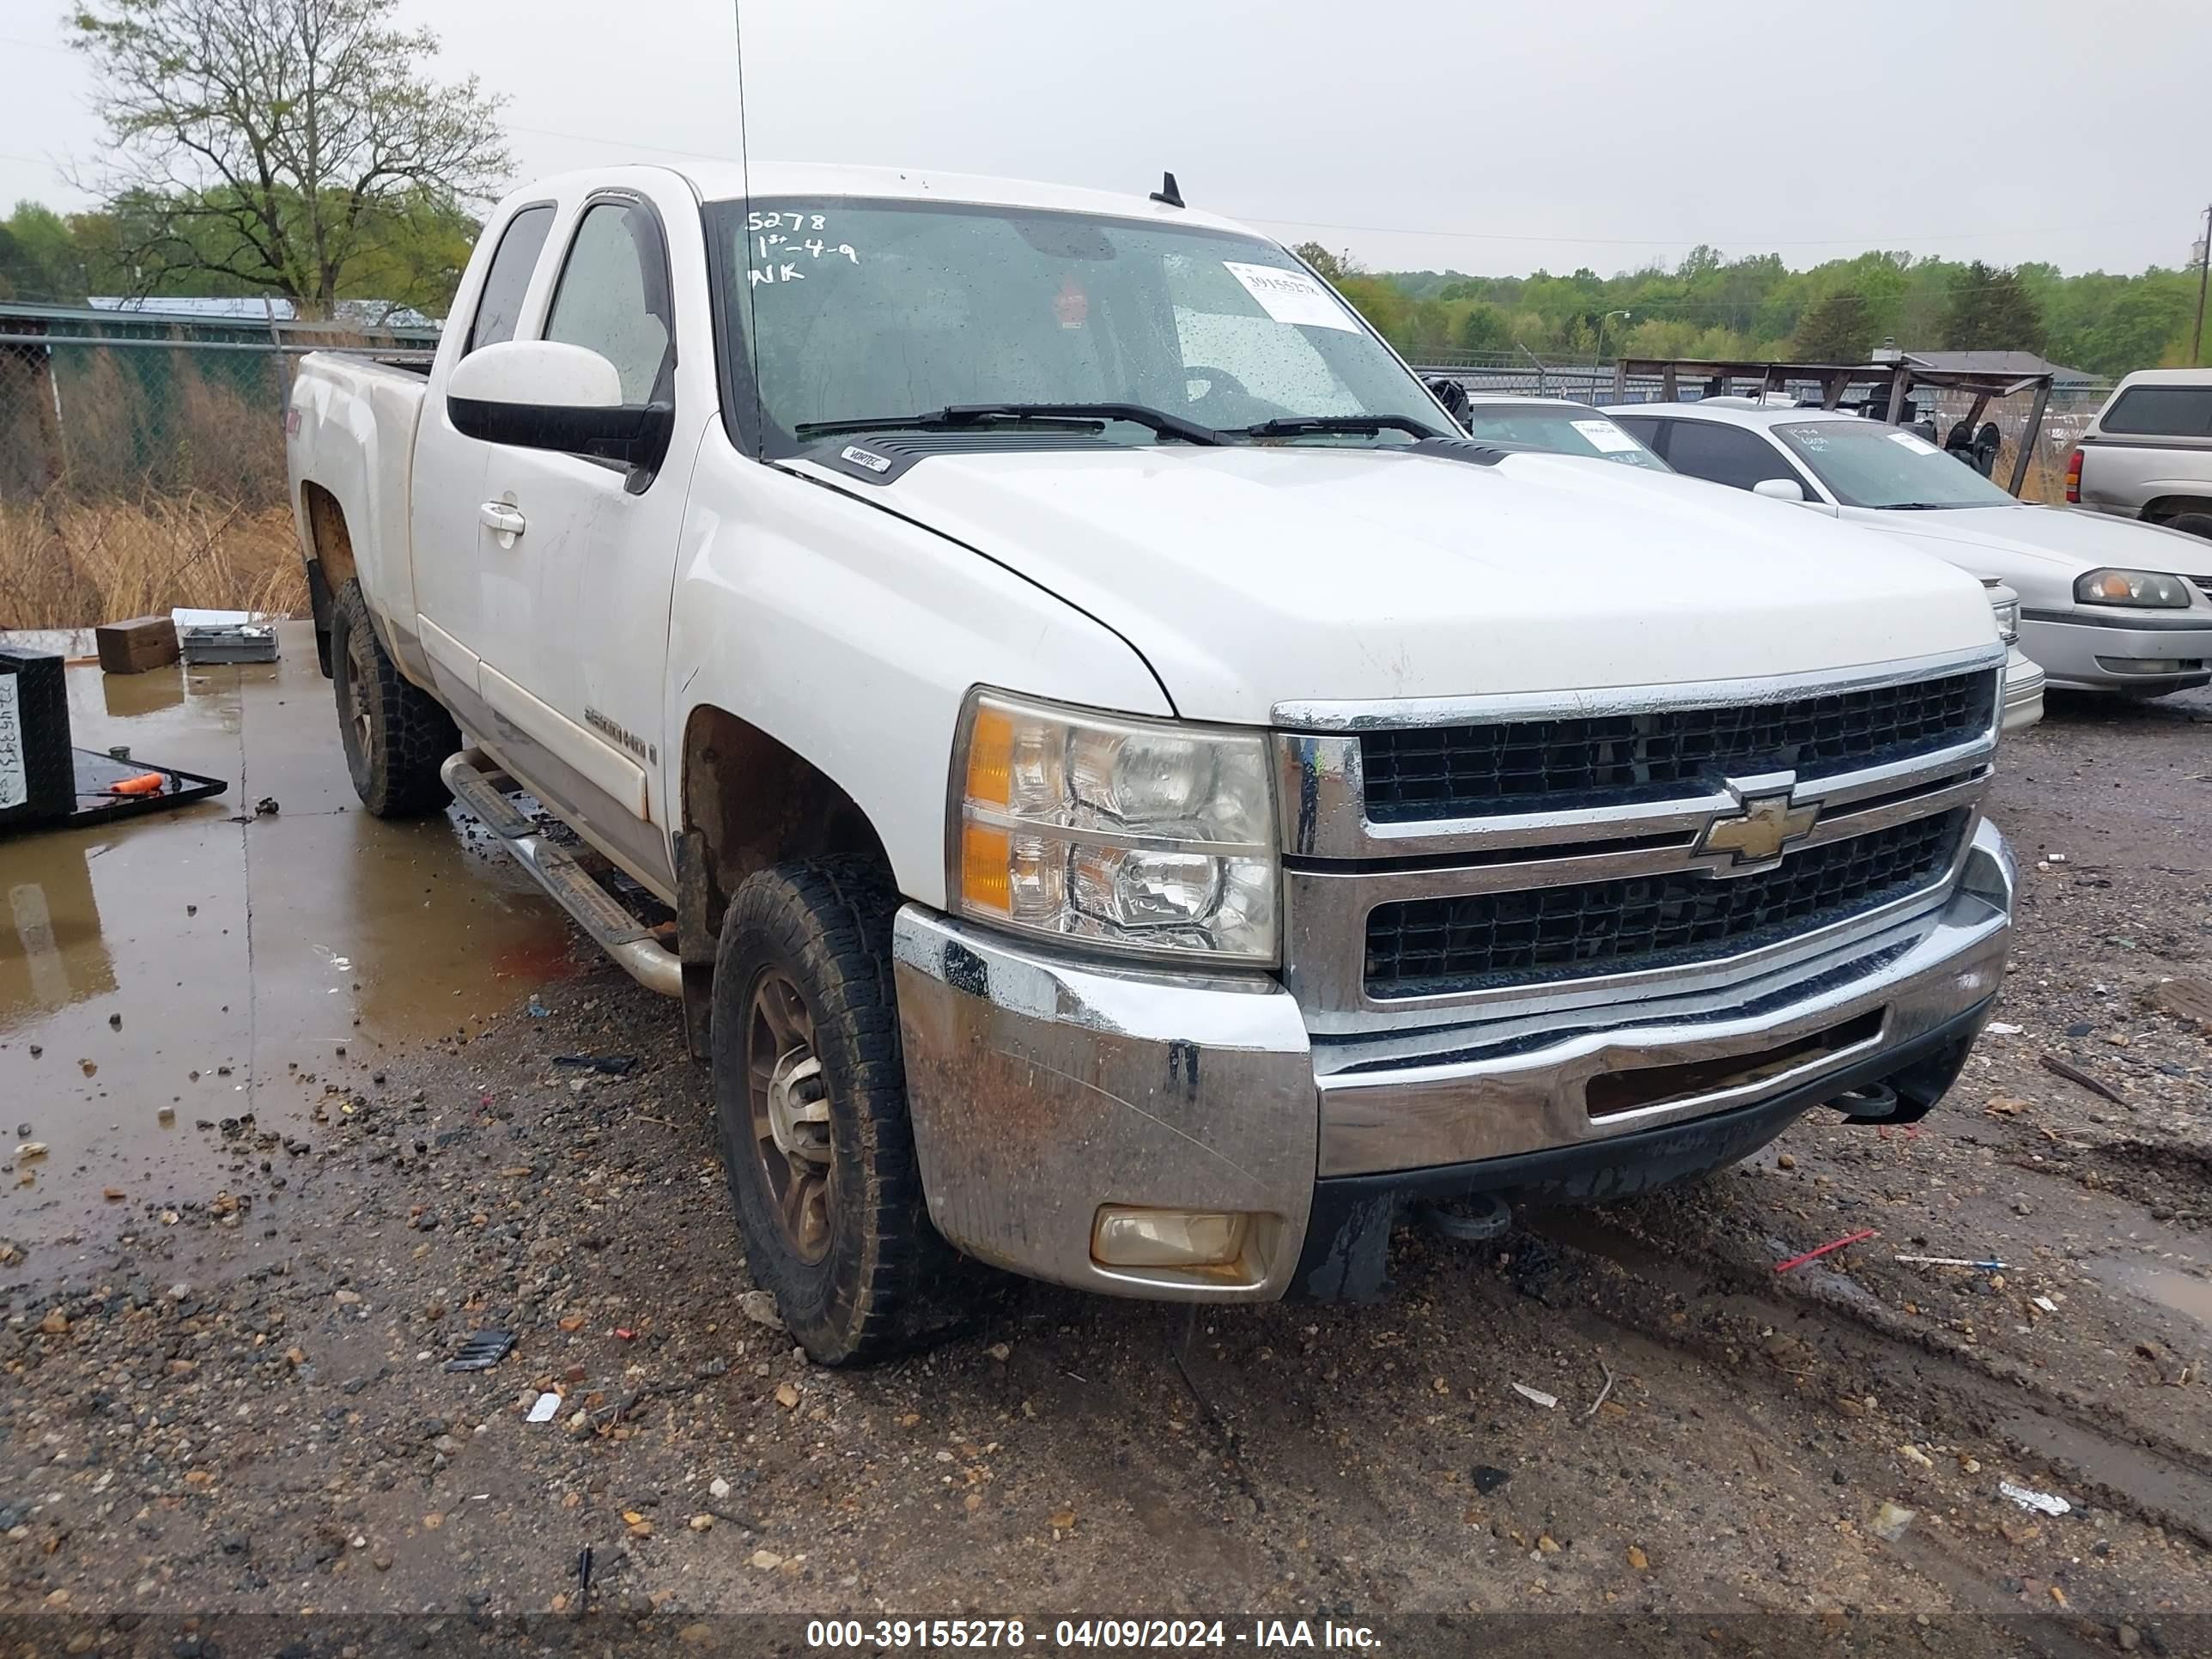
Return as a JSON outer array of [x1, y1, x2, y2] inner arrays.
[[1149, 171, 1184, 209]]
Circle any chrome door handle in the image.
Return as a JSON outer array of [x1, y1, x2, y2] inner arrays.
[[479, 501, 526, 545]]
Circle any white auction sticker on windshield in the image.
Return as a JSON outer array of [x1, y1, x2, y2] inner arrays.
[[1887, 430, 1942, 454], [1222, 262, 1358, 331], [1571, 419, 1643, 454]]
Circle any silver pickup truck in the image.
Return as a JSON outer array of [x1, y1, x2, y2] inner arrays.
[[2070, 369, 2212, 539]]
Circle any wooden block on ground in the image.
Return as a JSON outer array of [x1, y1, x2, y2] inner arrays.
[[94, 616, 179, 674]]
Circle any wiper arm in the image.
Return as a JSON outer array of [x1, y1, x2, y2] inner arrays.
[[1219, 414, 1446, 441], [1878, 501, 1965, 511], [795, 403, 1223, 446]]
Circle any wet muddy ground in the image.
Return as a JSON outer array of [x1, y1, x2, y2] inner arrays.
[[2, 656, 2209, 1654]]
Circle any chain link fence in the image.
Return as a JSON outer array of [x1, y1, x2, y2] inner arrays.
[[0, 308, 436, 629], [1413, 352, 2112, 504]]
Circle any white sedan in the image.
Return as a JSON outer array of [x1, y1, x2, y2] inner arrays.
[[1613, 399, 2212, 699], [1449, 395, 2043, 730]]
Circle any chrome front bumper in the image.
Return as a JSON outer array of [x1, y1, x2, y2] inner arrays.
[[890, 819, 2015, 1304], [2002, 646, 2045, 733]]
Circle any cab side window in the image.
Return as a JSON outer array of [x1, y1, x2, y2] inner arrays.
[[465, 205, 556, 355], [544, 201, 676, 405], [1661, 421, 1798, 491]]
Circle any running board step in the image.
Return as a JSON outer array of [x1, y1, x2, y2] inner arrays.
[[441, 749, 682, 998]]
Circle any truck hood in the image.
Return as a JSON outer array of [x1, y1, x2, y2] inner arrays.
[[1840, 502, 2212, 601], [795, 445, 1997, 723]]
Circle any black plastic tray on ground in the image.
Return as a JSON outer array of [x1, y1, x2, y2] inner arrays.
[[53, 748, 229, 830]]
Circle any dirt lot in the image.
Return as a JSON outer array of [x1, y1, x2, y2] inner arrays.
[[3, 672, 2210, 1656]]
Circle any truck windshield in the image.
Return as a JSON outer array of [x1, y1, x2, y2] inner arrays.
[[711, 198, 1445, 453], [1459, 404, 1668, 469], [1773, 420, 2018, 509]]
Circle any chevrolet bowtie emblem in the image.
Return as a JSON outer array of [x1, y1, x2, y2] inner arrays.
[[1698, 791, 1820, 866]]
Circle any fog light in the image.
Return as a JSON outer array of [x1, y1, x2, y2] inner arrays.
[[1091, 1206, 1251, 1269]]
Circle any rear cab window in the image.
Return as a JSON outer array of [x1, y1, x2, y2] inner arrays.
[[2100, 386, 2212, 439]]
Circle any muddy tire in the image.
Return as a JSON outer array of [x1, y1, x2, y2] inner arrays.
[[330, 580, 459, 818], [711, 859, 935, 1365]]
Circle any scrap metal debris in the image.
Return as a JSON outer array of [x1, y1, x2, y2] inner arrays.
[[551, 1054, 638, 1076], [1998, 1480, 2072, 1516], [1583, 1358, 1616, 1419], [2039, 1052, 2125, 1104], [1774, 1228, 1877, 1273], [1894, 1255, 2008, 1271], [1510, 1382, 1559, 1409], [441, 1329, 517, 1372]]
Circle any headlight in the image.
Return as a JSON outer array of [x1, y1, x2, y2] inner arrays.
[[951, 690, 1278, 964], [2075, 568, 2193, 608], [1989, 596, 2021, 643]]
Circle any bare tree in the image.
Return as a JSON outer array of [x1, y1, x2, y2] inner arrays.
[[68, 0, 510, 313]]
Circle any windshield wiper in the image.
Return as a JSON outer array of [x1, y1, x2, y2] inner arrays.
[[795, 403, 1223, 447], [1878, 501, 1966, 511], [1218, 414, 1446, 441]]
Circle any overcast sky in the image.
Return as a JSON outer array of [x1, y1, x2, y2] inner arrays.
[[3, 0, 2207, 278]]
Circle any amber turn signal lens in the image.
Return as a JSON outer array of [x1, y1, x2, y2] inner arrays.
[[960, 822, 1012, 915], [964, 704, 1014, 809]]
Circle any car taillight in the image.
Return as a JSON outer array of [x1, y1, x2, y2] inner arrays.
[[2064, 447, 2081, 503]]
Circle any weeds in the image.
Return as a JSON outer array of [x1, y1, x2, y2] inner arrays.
[[0, 489, 303, 629]]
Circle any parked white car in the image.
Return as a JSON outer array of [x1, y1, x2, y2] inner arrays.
[[1613, 399, 2212, 698], [286, 162, 2015, 1363], [1451, 396, 2042, 731]]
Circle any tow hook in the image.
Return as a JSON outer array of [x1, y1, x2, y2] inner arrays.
[[1827, 1079, 1901, 1122], [1417, 1193, 1513, 1243]]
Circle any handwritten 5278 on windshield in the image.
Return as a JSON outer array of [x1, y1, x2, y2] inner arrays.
[[748, 210, 860, 284]]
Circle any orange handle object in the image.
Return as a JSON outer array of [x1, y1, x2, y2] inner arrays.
[[105, 772, 167, 797]]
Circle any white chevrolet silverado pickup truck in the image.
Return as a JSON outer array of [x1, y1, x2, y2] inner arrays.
[[288, 163, 2017, 1363]]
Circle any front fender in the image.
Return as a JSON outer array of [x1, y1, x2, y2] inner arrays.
[[666, 444, 1172, 905]]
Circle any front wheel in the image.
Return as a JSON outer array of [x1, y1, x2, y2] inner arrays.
[[710, 860, 936, 1364]]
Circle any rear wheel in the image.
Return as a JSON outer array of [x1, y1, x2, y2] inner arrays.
[[711, 859, 935, 1365], [2164, 511, 2212, 541], [330, 579, 459, 817]]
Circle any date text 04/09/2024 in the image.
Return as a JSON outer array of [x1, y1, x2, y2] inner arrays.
[[803, 1619, 1381, 1650]]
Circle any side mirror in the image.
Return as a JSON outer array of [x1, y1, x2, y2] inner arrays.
[[1425, 376, 1473, 428], [447, 341, 672, 477], [1752, 477, 1808, 502]]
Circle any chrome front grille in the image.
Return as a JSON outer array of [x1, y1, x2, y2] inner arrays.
[[1363, 809, 1968, 1000], [1273, 647, 2006, 1036], [1358, 668, 1996, 823]]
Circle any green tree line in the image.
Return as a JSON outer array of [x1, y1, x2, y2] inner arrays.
[[3, 188, 2197, 383], [1298, 243, 2203, 381], [0, 192, 477, 319]]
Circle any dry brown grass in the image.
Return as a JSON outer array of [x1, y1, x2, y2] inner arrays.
[[0, 489, 305, 630]]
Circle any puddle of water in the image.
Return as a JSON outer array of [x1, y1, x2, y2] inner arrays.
[[0, 624, 583, 1237], [2091, 1257, 2212, 1329]]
